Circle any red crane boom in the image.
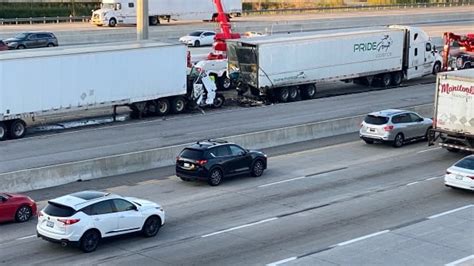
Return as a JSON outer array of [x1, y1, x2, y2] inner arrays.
[[207, 0, 241, 60]]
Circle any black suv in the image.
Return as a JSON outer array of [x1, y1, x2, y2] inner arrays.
[[4, 32, 58, 49], [176, 140, 267, 186]]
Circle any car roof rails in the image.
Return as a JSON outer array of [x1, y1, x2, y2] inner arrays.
[[196, 139, 228, 145]]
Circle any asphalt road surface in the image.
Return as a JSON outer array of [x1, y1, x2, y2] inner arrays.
[[0, 134, 472, 265]]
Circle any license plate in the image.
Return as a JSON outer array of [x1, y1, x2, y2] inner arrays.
[[369, 128, 376, 132], [456, 175, 463, 180], [46, 221, 54, 228]]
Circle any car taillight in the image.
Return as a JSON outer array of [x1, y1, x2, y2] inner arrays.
[[467, 176, 474, 180], [176, 156, 180, 162], [446, 171, 451, 175], [196, 159, 207, 166], [38, 211, 43, 217], [58, 218, 80, 225], [383, 125, 394, 131]]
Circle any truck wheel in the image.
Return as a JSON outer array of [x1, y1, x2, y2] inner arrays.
[[301, 84, 316, 99], [380, 73, 391, 87], [0, 122, 7, 141], [277, 87, 289, 102], [213, 94, 225, 108], [288, 87, 299, 102], [432, 62, 441, 74], [108, 18, 117, 27], [218, 76, 232, 90], [171, 97, 186, 114], [391, 72, 403, 86], [149, 16, 159, 26], [155, 99, 170, 116], [9, 120, 26, 139]]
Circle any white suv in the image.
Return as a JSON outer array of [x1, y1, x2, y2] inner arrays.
[[37, 191, 165, 252]]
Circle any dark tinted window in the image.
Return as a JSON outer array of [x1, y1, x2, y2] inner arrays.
[[128, 2, 134, 8], [0, 41, 4, 45], [87, 200, 115, 215], [71, 191, 107, 200], [409, 113, 422, 122], [364, 115, 389, 125], [204, 32, 215, 36], [229, 145, 245, 156], [215, 145, 231, 157], [189, 31, 203, 37], [180, 149, 204, 160], [44, 202, 77, 217], [455, 157, 474, 170], [113, 199, 136, 212], [27, 34, 37, 40], [392, 114, 411, 124]]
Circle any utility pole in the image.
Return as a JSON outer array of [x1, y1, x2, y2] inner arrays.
[[137, 0, 149, 40]]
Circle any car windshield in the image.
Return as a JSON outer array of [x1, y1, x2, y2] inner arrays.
[[44, 202, 77, 217], [454, 157, 474, 170], [364, 115, 389, 125], [0, 193, 10, 199], [101, 3, 115, 9], [180, 148, 203, 159], [14, 33, 28, 39], [189, 31, 203, 37]]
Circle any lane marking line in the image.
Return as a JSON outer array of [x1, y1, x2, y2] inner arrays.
[[406, 181, 419, 186], [201, 217, 278, 238], [258, 176, 306, 188], [267, 257, 297, 266], [336, 230, 390, 247], [445, 254, 474, 266], [417, 147, 442, 154], [16, 235, 36, 240], [428, 205, 474, 219], [426, 176, 442, 181]]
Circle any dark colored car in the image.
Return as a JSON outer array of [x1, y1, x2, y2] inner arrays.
[[0, 40, 8, 51], [0, 193, 37, 223], [176, 140, 267, 186], [4, 32, 58, 50]]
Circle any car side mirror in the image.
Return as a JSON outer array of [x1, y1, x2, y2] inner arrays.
[[418, 118, 424, 122], [239, 150, 247, 156]]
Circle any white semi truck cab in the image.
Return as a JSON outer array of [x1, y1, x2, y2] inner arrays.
[[91, 0, 149, 27]]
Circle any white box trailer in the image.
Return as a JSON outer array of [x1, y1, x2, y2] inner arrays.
[[227, 25, 442, 102], [0, 41, 223, 140], [428, 69, 474, 152], [91, 0, 242, 27]]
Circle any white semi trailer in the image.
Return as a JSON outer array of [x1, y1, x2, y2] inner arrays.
[[428, 69, 474, 152], [0, 42, 223, 140], [91, 0, 242, 27], [227, 25, 443, 102]]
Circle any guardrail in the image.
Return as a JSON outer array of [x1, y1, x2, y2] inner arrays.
[[0, 15, 90, 25], [0, 2, 472, 25]]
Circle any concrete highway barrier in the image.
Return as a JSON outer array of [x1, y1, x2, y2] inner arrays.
[[0, 104, 433, 193]]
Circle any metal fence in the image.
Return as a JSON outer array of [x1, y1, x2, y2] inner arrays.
[[0, 2, 472, 25]]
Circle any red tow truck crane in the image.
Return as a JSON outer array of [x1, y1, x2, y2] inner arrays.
[[207, 0, 241, 60], [442, 32, 474, 71]]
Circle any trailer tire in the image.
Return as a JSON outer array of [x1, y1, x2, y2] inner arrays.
[[277, 87, 289, 102], [108, 18, 117, 27], [391, 72, 403, 86], [288, 87, 299, 102], [218, 75, 232, 90], [155, 99, 170, 116], [301, 84, 316, 99], [380, 73, 392, 87], [9, 119, 26, 139], [171, 97, 186, 114], [0, 122, 7, 141]]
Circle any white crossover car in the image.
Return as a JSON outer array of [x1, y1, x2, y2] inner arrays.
[[445, 155, 474, 191], [37, 191, 165, 252], [179, 30, 216, 47]]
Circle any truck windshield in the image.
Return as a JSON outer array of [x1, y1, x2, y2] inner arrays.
[[101, 3, 116, 9]]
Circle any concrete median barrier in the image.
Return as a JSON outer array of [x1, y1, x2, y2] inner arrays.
[[0, 104, 433, 192]]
